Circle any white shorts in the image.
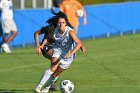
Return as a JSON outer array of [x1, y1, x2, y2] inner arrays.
[[2, 19, 17, 33], [52, 48, 75, 69], [59, 62, 72, 69]]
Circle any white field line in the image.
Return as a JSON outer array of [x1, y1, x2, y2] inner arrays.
[[0, 63, 45, 73]]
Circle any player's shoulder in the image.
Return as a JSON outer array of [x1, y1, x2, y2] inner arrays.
[[67, 26, 75, 35], [40, 25, 51, 33], [66, 26, 73, 31], [61, 0, 69, 4], [41, 25, 49, 30]]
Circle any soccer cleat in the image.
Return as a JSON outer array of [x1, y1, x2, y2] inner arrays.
[[35, 85, 42, 93], [1, 43, 11, 53], [5, 46, 11, 53], [40, 87, 49, 93], [49, 83, 57, 91]]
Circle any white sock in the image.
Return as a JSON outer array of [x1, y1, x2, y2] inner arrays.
[[38, 69, 53, 87], [45, 75, 58, 88]]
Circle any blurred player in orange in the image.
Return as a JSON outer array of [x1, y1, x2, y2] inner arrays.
[[60, 0, 87, 34]]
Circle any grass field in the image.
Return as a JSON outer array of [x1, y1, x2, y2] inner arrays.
[[0, 34, 140, 93]]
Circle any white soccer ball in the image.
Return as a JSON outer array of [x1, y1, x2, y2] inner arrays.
[[77, 9, 84, 17], [60, 80, 74, 93]]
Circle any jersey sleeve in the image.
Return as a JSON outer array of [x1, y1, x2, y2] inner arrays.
[[40, 25, 50, 40], [40, 25, 49, 34], [42, 31, 55, 44], [41, 25, 55, 43]]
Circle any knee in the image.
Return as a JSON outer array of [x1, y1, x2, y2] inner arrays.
[[50, 67, 56, 72], [52, 73, 58, 78]]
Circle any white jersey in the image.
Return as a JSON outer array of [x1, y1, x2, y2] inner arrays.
[[0, 0, 13, 19], [52, 26, 76, 65], [53, 26, 74, 53]]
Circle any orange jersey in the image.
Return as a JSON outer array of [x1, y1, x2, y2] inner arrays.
[[60, 0, 83, 27]]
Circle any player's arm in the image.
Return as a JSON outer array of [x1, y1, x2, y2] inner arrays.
[[65, 30, 82, 58], [34, 30, 42, 48], [82, 8, 87, 25], [77, 2, 87, 25], [80, 43, 86, 52], [40, 39, 48, 48], [34, 29, 43, 54]]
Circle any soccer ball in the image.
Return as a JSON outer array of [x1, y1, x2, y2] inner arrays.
[[76, 9, 84, 17], [60, 80, 74, 93]]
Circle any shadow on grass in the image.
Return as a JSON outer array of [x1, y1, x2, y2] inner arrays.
[[0, 89, 33, 93]]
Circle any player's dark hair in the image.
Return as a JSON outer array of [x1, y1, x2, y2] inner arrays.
[[46, 9, 74, 29], [42, 9, 74, 44]]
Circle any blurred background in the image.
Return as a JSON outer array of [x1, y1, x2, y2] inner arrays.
[[12, 0, 140, 9]]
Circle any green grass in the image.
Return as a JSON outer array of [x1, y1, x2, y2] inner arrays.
[[0, 34, 140, 93]]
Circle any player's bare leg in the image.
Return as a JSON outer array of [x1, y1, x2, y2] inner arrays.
[[41, 65, 64, 93], [5, 31, 17, 44], [35, 58, 60, 93], [2, 31, 17, 53]]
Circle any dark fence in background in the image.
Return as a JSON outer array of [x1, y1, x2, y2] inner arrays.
[[0, 2, 140, 47]]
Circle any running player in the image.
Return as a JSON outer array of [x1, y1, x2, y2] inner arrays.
[[35, 10, 82, 93], [0, 0, 17, 53]]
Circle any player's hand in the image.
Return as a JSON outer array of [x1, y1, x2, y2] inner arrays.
[[39, 45, 44, 49], [35, 47, 41, 55], [83, 19, 87, 25], [65, 53, 72, 58], [80, 46, 86, 52]]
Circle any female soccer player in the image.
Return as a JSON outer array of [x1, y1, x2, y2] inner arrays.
[[34, 10, 86, 58], [34, 13, 58, 91], [34, 11, 83, 93]]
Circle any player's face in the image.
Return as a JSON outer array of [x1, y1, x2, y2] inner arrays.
[[57, 18, 66, 32]]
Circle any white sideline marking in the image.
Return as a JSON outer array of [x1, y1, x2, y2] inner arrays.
[[0, 63, 45, 73]]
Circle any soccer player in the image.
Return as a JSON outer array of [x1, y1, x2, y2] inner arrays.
[[34, 14, 57, 91], [34, 10, 83, 93], [34, 9, 86, 92], [0, 0, 17, 53]]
